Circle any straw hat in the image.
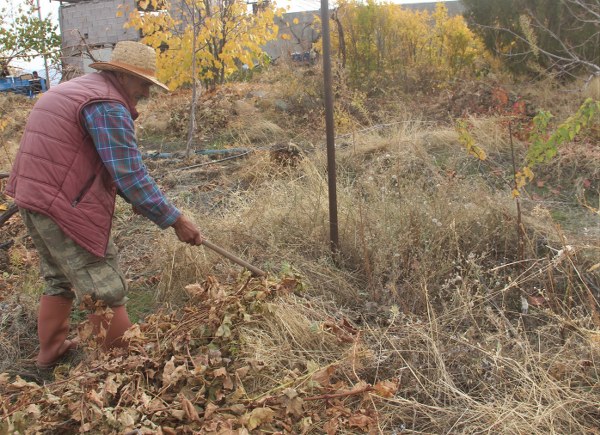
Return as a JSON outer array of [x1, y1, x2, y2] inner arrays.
[[89, 41, 169, 91]]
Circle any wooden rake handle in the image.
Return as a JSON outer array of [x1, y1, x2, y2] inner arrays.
[[202, 240, 266, 277]]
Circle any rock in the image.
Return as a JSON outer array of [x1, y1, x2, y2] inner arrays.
[[247, 89, 267, 99], [233, 100, 257, 116], [274, 99, 289, 112]]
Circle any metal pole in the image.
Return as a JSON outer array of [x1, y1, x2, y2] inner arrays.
[[36, 0, 51, 88], [320, 0, 339, 253]]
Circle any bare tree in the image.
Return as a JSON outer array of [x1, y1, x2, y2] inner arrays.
[[464, 0, 600, 79]]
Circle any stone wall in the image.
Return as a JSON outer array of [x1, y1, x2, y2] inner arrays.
[[60, 0, 139, 75]]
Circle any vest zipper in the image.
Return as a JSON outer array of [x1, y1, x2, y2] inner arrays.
[[71, 175, 96, 207]]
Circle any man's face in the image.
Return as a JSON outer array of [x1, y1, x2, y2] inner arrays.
[[117, 73, 152, 106]]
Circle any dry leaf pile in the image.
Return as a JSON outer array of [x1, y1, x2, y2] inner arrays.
[[0, 274, 397, 434]]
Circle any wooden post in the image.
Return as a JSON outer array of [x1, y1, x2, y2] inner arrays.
[[320, 0, 339, 253]]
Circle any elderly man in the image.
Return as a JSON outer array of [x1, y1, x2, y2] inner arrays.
[[5, 41, 204, 368]]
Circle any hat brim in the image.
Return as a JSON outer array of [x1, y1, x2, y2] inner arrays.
[[89, 61, 169, 91]]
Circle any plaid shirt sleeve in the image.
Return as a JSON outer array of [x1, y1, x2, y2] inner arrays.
[[82, 101, 181, 229]]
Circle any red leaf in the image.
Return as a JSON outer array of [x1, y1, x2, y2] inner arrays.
[[373, 379, 398, 398], [527, 295, 546, 307]]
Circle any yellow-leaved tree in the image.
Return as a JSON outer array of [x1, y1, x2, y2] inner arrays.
[[122, 0, 280, 90], [329, 1, 487, 92], [120, 0, 281, 154]]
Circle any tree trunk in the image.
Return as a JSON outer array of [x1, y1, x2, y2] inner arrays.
[[186, 3, 198, 157]]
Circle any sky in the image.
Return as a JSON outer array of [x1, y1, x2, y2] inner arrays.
[[278, 0, 449, 11], [9, 0, 451, 79]]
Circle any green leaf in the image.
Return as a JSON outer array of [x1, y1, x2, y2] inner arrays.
[[0, 3, 60, 67]]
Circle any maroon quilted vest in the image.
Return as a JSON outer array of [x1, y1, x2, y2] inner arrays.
[[5, 72, 138, 257]]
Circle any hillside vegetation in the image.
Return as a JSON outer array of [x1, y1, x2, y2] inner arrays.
[[1, 2, 600, 434]]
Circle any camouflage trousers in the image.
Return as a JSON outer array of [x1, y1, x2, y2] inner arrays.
[[20, 209, 128, 307]]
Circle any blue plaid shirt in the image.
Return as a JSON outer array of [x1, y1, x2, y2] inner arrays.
[[82, 102, 180, 228]]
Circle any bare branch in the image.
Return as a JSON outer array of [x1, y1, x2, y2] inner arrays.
[[564, 0, 600, 23], [473, 17, 600, 77]]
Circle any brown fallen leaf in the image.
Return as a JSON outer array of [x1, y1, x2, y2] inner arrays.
[[181, 397, 201, 422], [243, 407, 275, 431], [86, 389, 104, 408], [0, 372, 10, 386], [312, 365, 337, 387], [348, 413, 374, 431], [213, 367, 235, 390], [204, 402, 219, 419], [324, 418, 339, 435], [162, 357, 188, 385], [185, 283, 206, 298], [282, 388, 304, 417], [171, 409, 186, 421], [373, 379, 398, 398], [235, 365, 250, 379], [229, 404, 247, 415], [26, 403, 41, 419], [122, 323, 143, 343], [527, 294, 546, 307], [103, 374, 119, 397]]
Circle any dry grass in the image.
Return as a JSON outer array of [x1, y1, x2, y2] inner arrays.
[[357, 289, 600, 433], [2, 72, 599, 432], [145, 101, 600, 431], [227, 115, 288, 145], [0, 294, 38, 373], [237, 296, 355, 394], [0, 93, 35, 172]]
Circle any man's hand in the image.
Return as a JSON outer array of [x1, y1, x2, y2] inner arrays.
[[171, 215, 204, 245]]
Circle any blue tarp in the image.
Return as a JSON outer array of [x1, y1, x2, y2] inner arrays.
[[0, 76, 47, 97]]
